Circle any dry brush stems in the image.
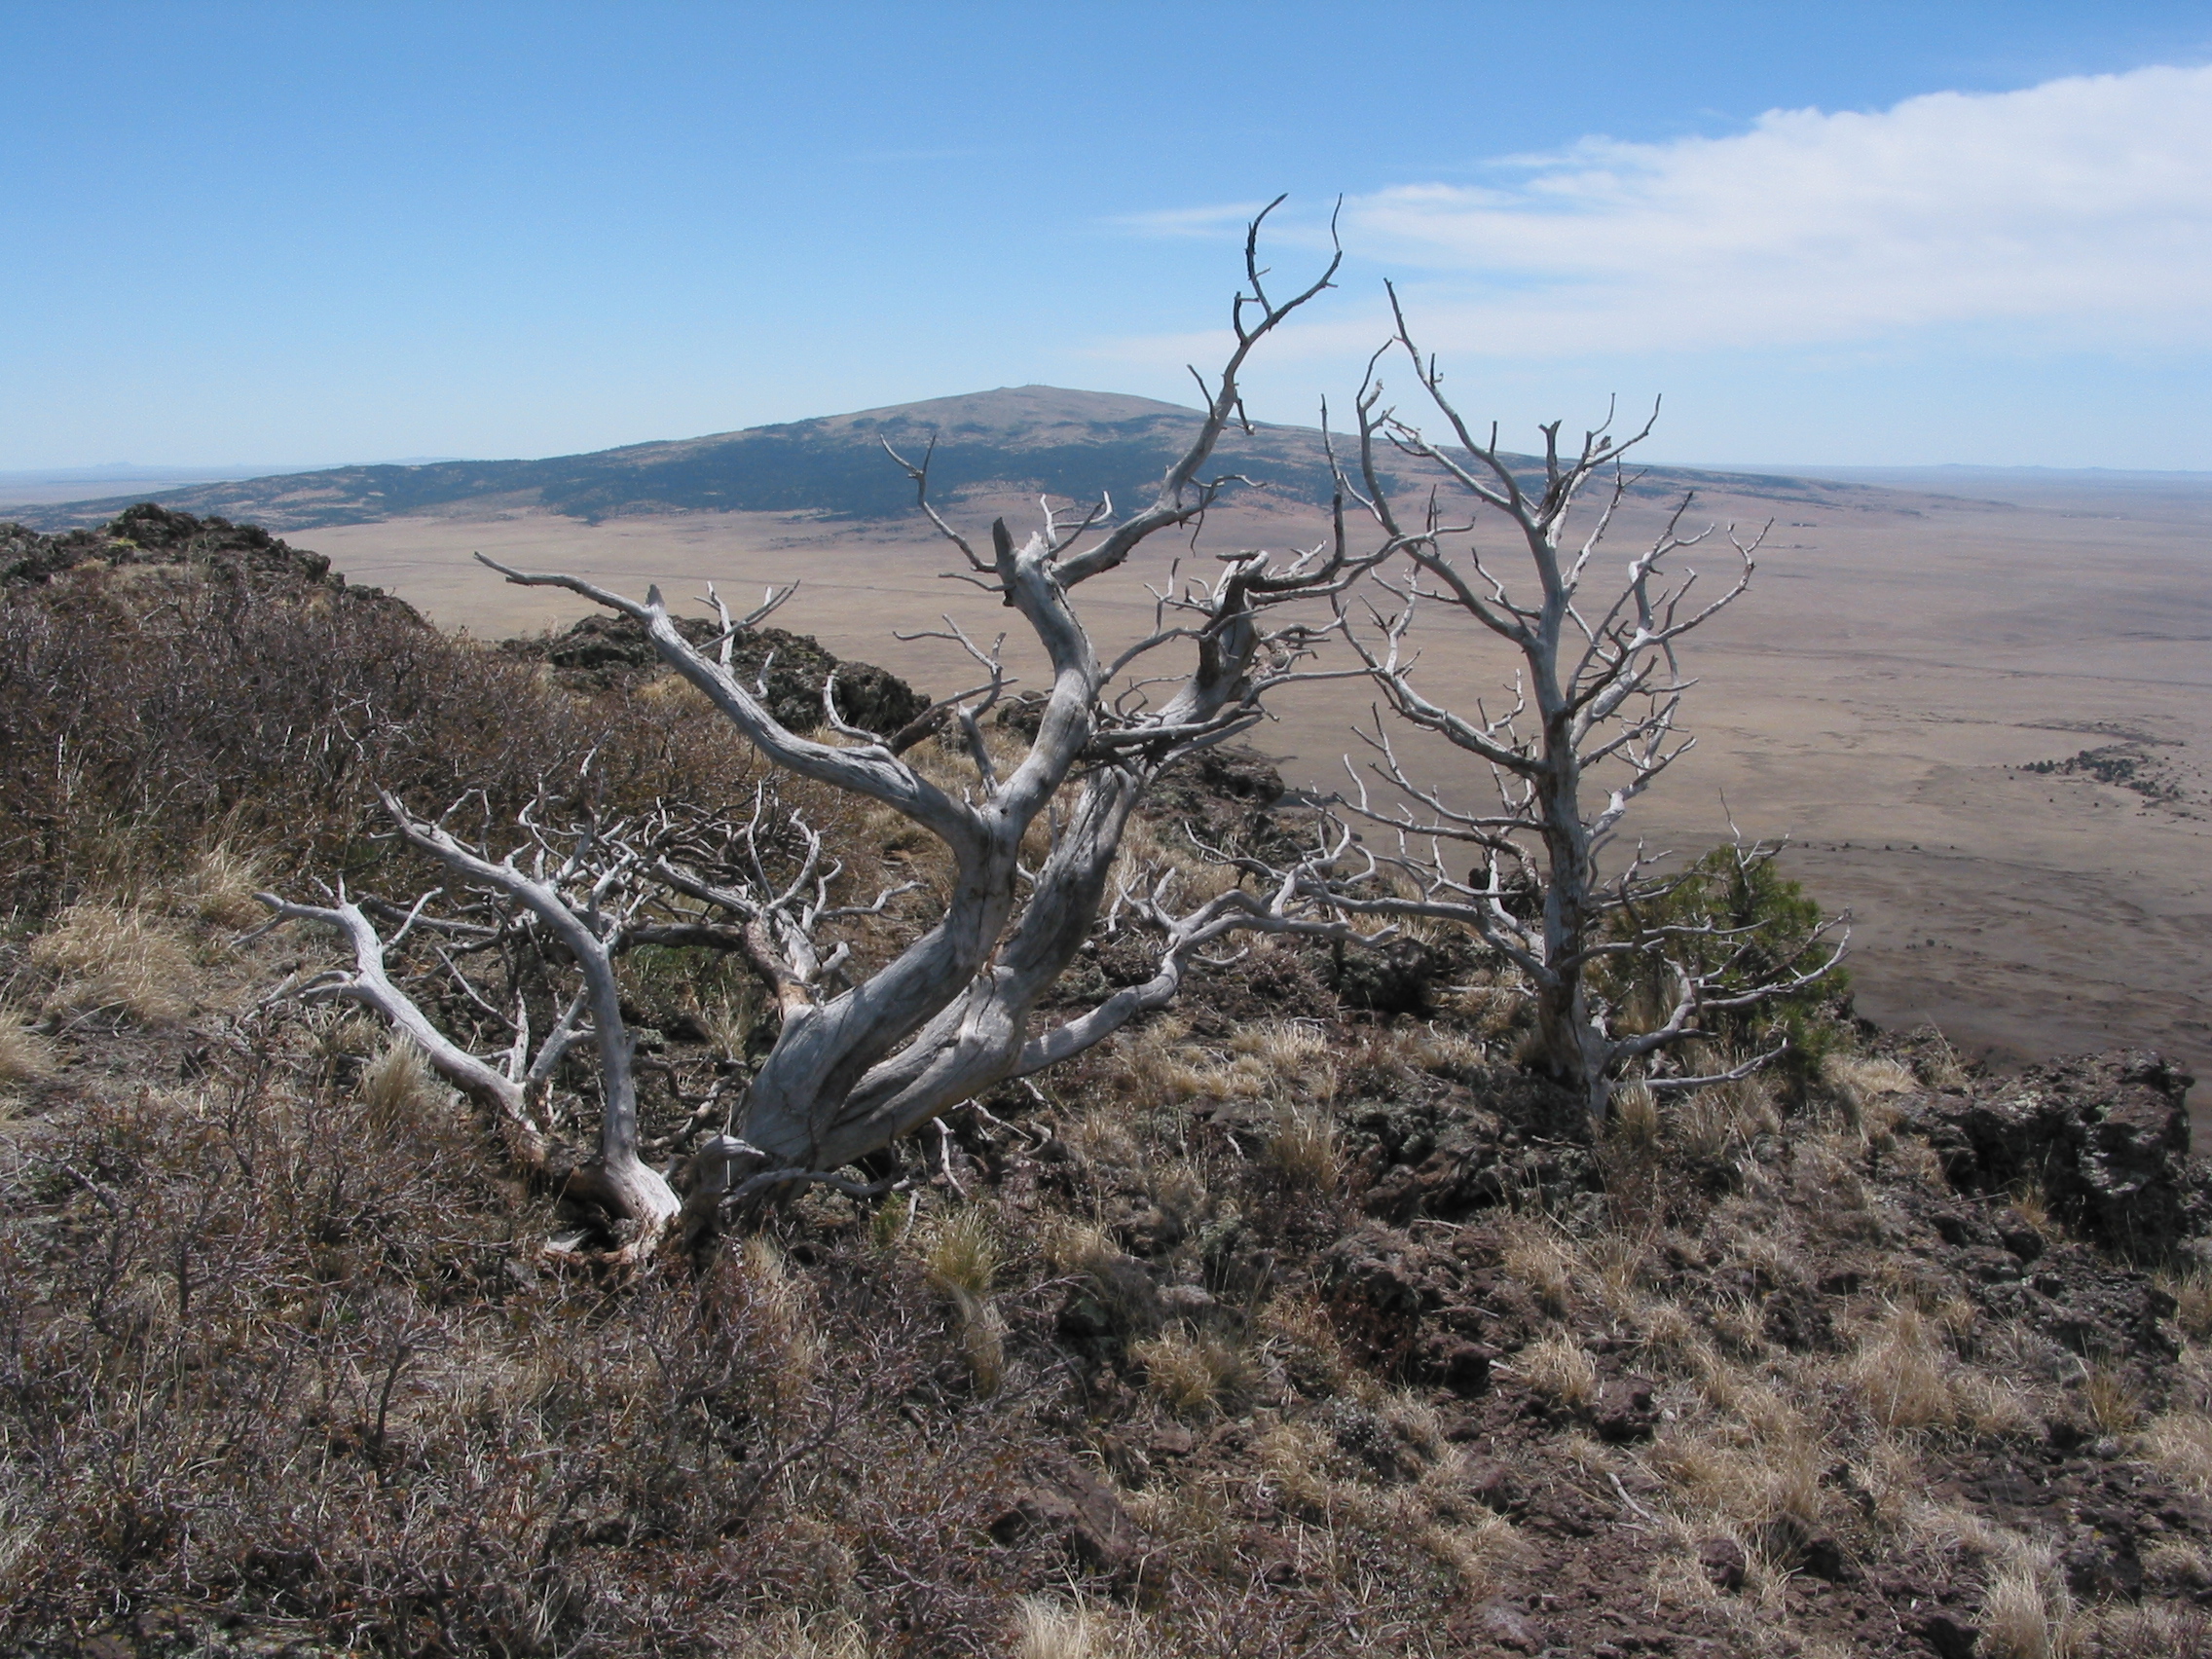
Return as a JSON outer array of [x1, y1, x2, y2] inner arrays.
[[1267, 289, 1844, 1118], [263, 203, 1379, 1253]]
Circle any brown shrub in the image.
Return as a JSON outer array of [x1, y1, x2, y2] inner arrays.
[[0, 546, 764, 925]]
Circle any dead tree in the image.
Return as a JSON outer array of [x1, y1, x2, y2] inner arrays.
[[1291, 288, 1844, 1119], [258, 789, 702, 1237], [262, 204, 1371, 1251]]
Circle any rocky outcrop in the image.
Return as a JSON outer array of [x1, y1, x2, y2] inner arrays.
[[502, 612, 929, 737], [3, 501, 420, 620], [1899, 1050, 2197, 1259], [987, 1457, 1153, 1579]]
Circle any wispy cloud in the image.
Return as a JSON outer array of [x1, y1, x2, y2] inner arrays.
[[1112, 201, 1280, 239], [1104, 63, 2212, 367], [1336, 62, 2212, 354]]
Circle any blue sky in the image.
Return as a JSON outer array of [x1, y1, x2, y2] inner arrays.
[[3, 2, 2209, 470]]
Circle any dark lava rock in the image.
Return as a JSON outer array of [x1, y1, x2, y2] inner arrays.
[[1143, 746, 1285, 818], [1147, 1421, 1195, 1459], [1055, 1253, 1164, 1341], [3, 502, 418, 618], [1333, 935, 1443, 1017], [1914, 1608, 1982, 1658], [2063, 1536, 2143, 1599], [988, 1459, 1150, 1577], [1472, 1601, 1542, 1652], [1698, 1536, 1747, 1593], [1796, 1533, 1853, 1581], [503, 612, 928, 736], [1461, 1460, 1520, 1512], [1318, 1224, 1434, 1371], [1418, 1334, 1494, 1395], [1326, 1400, 1424, 1481], [1593, 1377, 1658, 1443], [1899, 1051, 2195, 1258]]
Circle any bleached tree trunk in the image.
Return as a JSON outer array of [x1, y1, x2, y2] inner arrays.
[[266, 202, 1375, 1251], [1285, 287, 1844, 1118], [258, 793, 682, 1243]]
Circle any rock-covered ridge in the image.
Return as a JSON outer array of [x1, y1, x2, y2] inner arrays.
[[1, 500, 420, 616], [1901, 1051, 2200, 1260], [498, 611, 930, 738]]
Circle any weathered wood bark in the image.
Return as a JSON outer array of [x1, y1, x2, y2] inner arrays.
[[1281, 288, 1844, 1118], [267, 203, 1374, 1249], [258, 790, 682, 1247]]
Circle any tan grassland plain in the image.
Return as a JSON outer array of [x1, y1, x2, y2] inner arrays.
[[297, 473, 2212, 1109]]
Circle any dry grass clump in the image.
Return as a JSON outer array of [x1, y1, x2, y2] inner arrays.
[[1015, 1597, 1097, 1659], [1907, 1499, 2032, 1565], [1850, 1435, 1923, 1534], [1953, 1372, 2046, 1440], [1607, 1081, 1662, 1155], [1265, 1104, 1342, 1191], [702, 990, 760, 1063], [2143, 1408, 2212, 1492], [921, 1206, 1006, 1393], [1708, 1293, 1770, 1360], [29, 901, 197, 1024], [1648, 1425, 1827, 1542], [1449, 977, 1530, 1043], [1228, 1019, 1340, 1103], [1512, 1332, 1598, 1410], [2080, 1602, 2212, 1658], [1825, 1051, 1920, 1135], [0, 1008, 55, 1090], [740, 1235, 823, 1408], [1014, 1595, 1159, 1659], [2140, 1538, 2212, 1590], [2081, 1363, 2142, 1435], [1418, 1508, 1529, 1596], [954, 1297, 1010, 1397], [1581, 1231, 1652, 1319], [728, 1611, 876, 1659], [1226, 1018, 1329, 1067], [1259, 1294, 1372, 1402], [1849, 1304, 1958, 1431], [1979, 1554, 2080, 1659], [1062, 1103, 1143, 1170], [1497, 1220, 1574, 1317], [923, 1206, 1000, 1301], [1917, 1035, 1972, 1089], [1113, 1016, 1212, 1105], [360, 1039, 438, 1125], [1038, 1213, 1116, 1277], [1671, 1076, 1779, 1161], [1133, 1326, 1251, 1418], [904, 727, 1026, 803], [1114, 814, 1238, 905], [1406, 1025, 1488, 1077], [2161, 1267, 2212, 1344], [1254, 1419, 1342, 1516], [165, 842, 271, 928], [1108, 1015, 1343, 1109]]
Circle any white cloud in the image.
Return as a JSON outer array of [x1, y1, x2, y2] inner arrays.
[[1343, 63, 2212, 353]]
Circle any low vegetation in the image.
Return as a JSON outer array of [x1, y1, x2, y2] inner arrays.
[[6, 508, 2212, 1656]]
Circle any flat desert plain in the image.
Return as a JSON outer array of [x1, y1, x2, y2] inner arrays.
[[293, 472, 2212, 1117]]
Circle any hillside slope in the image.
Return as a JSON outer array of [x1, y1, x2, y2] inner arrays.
[[1, 518, 2210, 1658], [11, 386, 1893, 533]]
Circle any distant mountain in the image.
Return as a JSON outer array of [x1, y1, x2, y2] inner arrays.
[[5, 386, 1885, 534]]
